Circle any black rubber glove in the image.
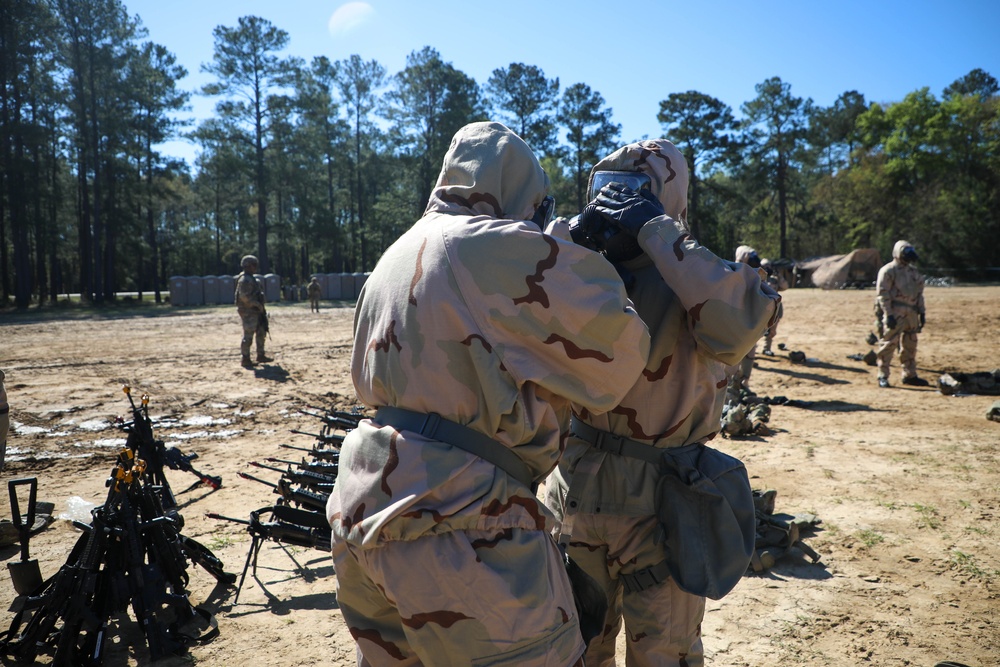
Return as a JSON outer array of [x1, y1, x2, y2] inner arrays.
[[886, 314, 897, 331], [919, 312, 925, 328], [593, 182, 665, 237]]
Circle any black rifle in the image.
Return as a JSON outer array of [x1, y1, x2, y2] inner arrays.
[[278, 443, 342, 462], [115, 385, 222, 513], [297, 408, 363, 431], [289, 429, 345, 447], [207, 505, 332, 603], [264, 457, 340, 476], [248, 461, 337, 490], [237, 471, 329, 513]]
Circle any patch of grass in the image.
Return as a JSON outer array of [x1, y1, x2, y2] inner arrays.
[[911, 502, 940, 529], [856, 529, 885, 549], [949, 550, 996, 582], [877, 499, 900, 511], [805, 445, 815, 458], [957, 499, 971, 510], [822, 468, 834, 479], [208, 533, 235, 551], [965, 525, 989, 536]]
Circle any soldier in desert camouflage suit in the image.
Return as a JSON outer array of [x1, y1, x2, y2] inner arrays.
[[326, 122, 652, 666], [544, 140, 780, 667], [235, 255, 270, 368], [875, 240, 928, 387], [759, 257, 789, 355]]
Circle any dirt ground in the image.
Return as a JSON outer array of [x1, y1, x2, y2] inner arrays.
[[1, 285, 998, 667]]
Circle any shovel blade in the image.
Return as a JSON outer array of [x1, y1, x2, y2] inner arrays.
[[8, 558, 42, 595]]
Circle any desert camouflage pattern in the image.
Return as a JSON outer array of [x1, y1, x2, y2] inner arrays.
[[0, 369, 8, 471], [235, 271, 266, 357], [876, 240, 925, 380], [545, 140, 779, 667], [328, 122, 651, 664], [566, 515, 705, 667], [331, 528, 586, 666]]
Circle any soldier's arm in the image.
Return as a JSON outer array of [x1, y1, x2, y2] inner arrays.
[[470, 231, 651, 415], [636, 216, 779, 365]]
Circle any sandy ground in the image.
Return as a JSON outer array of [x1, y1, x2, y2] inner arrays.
[[1, 285, 998, 666]]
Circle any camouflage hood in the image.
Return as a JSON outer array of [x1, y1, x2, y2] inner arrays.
[[588, 139, 689, 221], [425, 121, 549, 222], [892, 239, 916, 262], [735, 245, 757, 264]]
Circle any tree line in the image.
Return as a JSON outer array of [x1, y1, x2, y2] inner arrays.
[[2, 0, 998, 309]]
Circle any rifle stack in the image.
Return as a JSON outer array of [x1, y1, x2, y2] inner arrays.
[[0, 447, 230, 664], [1, 386, 232, 665]]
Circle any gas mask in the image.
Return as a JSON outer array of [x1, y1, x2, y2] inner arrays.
[[569, 171, 653, 263]]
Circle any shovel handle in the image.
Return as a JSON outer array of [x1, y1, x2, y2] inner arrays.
[[8, 477, 37, 532]]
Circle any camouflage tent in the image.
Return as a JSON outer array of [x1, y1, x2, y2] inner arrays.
[[796, 248, 882, 289]]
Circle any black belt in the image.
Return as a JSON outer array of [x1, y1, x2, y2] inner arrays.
[[375, 406, 533, 488], [570, 417, 661, 465]]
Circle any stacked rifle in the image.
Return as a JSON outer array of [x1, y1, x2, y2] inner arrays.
[[209, 406, 362, 601], [0, 386, 232, 664]]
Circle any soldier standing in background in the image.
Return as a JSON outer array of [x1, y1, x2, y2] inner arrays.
[[728, 245, 765, 391], [235, 255, 271, 368], [307, 276, 321, 313], [760, 257, 789, 356], [876, 240, 928, 387], [327, 121, 651, 665]]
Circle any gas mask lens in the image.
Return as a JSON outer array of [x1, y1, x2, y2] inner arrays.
[[589, 171, 652, 201]]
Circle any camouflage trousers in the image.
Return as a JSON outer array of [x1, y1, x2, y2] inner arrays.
[[876, 329, 918, 380], [239, 310, 266, 357], [331, 528, 586, 666], [763, 302, 783, 352], [565, 514, 705, 667]]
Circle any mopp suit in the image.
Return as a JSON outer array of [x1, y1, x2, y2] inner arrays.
[[545, 141, 780, 667], [876, 240, 926, 386], [327, 122, 651, 665]]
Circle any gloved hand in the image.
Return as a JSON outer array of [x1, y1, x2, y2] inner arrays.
[[592, 182, 665, 238], [885, 314, 897, 331], [919, 312, 926, 328], [568, 210, 605, 252]]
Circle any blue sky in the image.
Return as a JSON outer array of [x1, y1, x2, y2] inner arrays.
[[127, 0, 1000, 168]]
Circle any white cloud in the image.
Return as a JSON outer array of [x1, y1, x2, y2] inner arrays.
[[328, 2, 376, 37]]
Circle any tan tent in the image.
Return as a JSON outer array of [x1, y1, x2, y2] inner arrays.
[[796, 248, 882, 289]]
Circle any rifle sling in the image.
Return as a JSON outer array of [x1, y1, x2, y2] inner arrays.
[[375, 406, 533, 488]]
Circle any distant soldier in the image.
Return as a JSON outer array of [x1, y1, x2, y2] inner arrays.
[[760, 258, 789, 356], [307, 276, 321, 313], [729, 245, 765, 392], [0, 369, 8, 472], [235, 255, 271, 368], [875, 240, 927, 388]]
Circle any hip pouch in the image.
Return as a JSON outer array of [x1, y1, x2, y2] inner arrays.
[[655, 442, 756, 600]]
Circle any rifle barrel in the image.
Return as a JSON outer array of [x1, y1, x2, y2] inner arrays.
[[206, 512, 250, 525]]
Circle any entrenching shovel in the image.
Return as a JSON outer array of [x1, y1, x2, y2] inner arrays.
[[7, 477, 43, 595]]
